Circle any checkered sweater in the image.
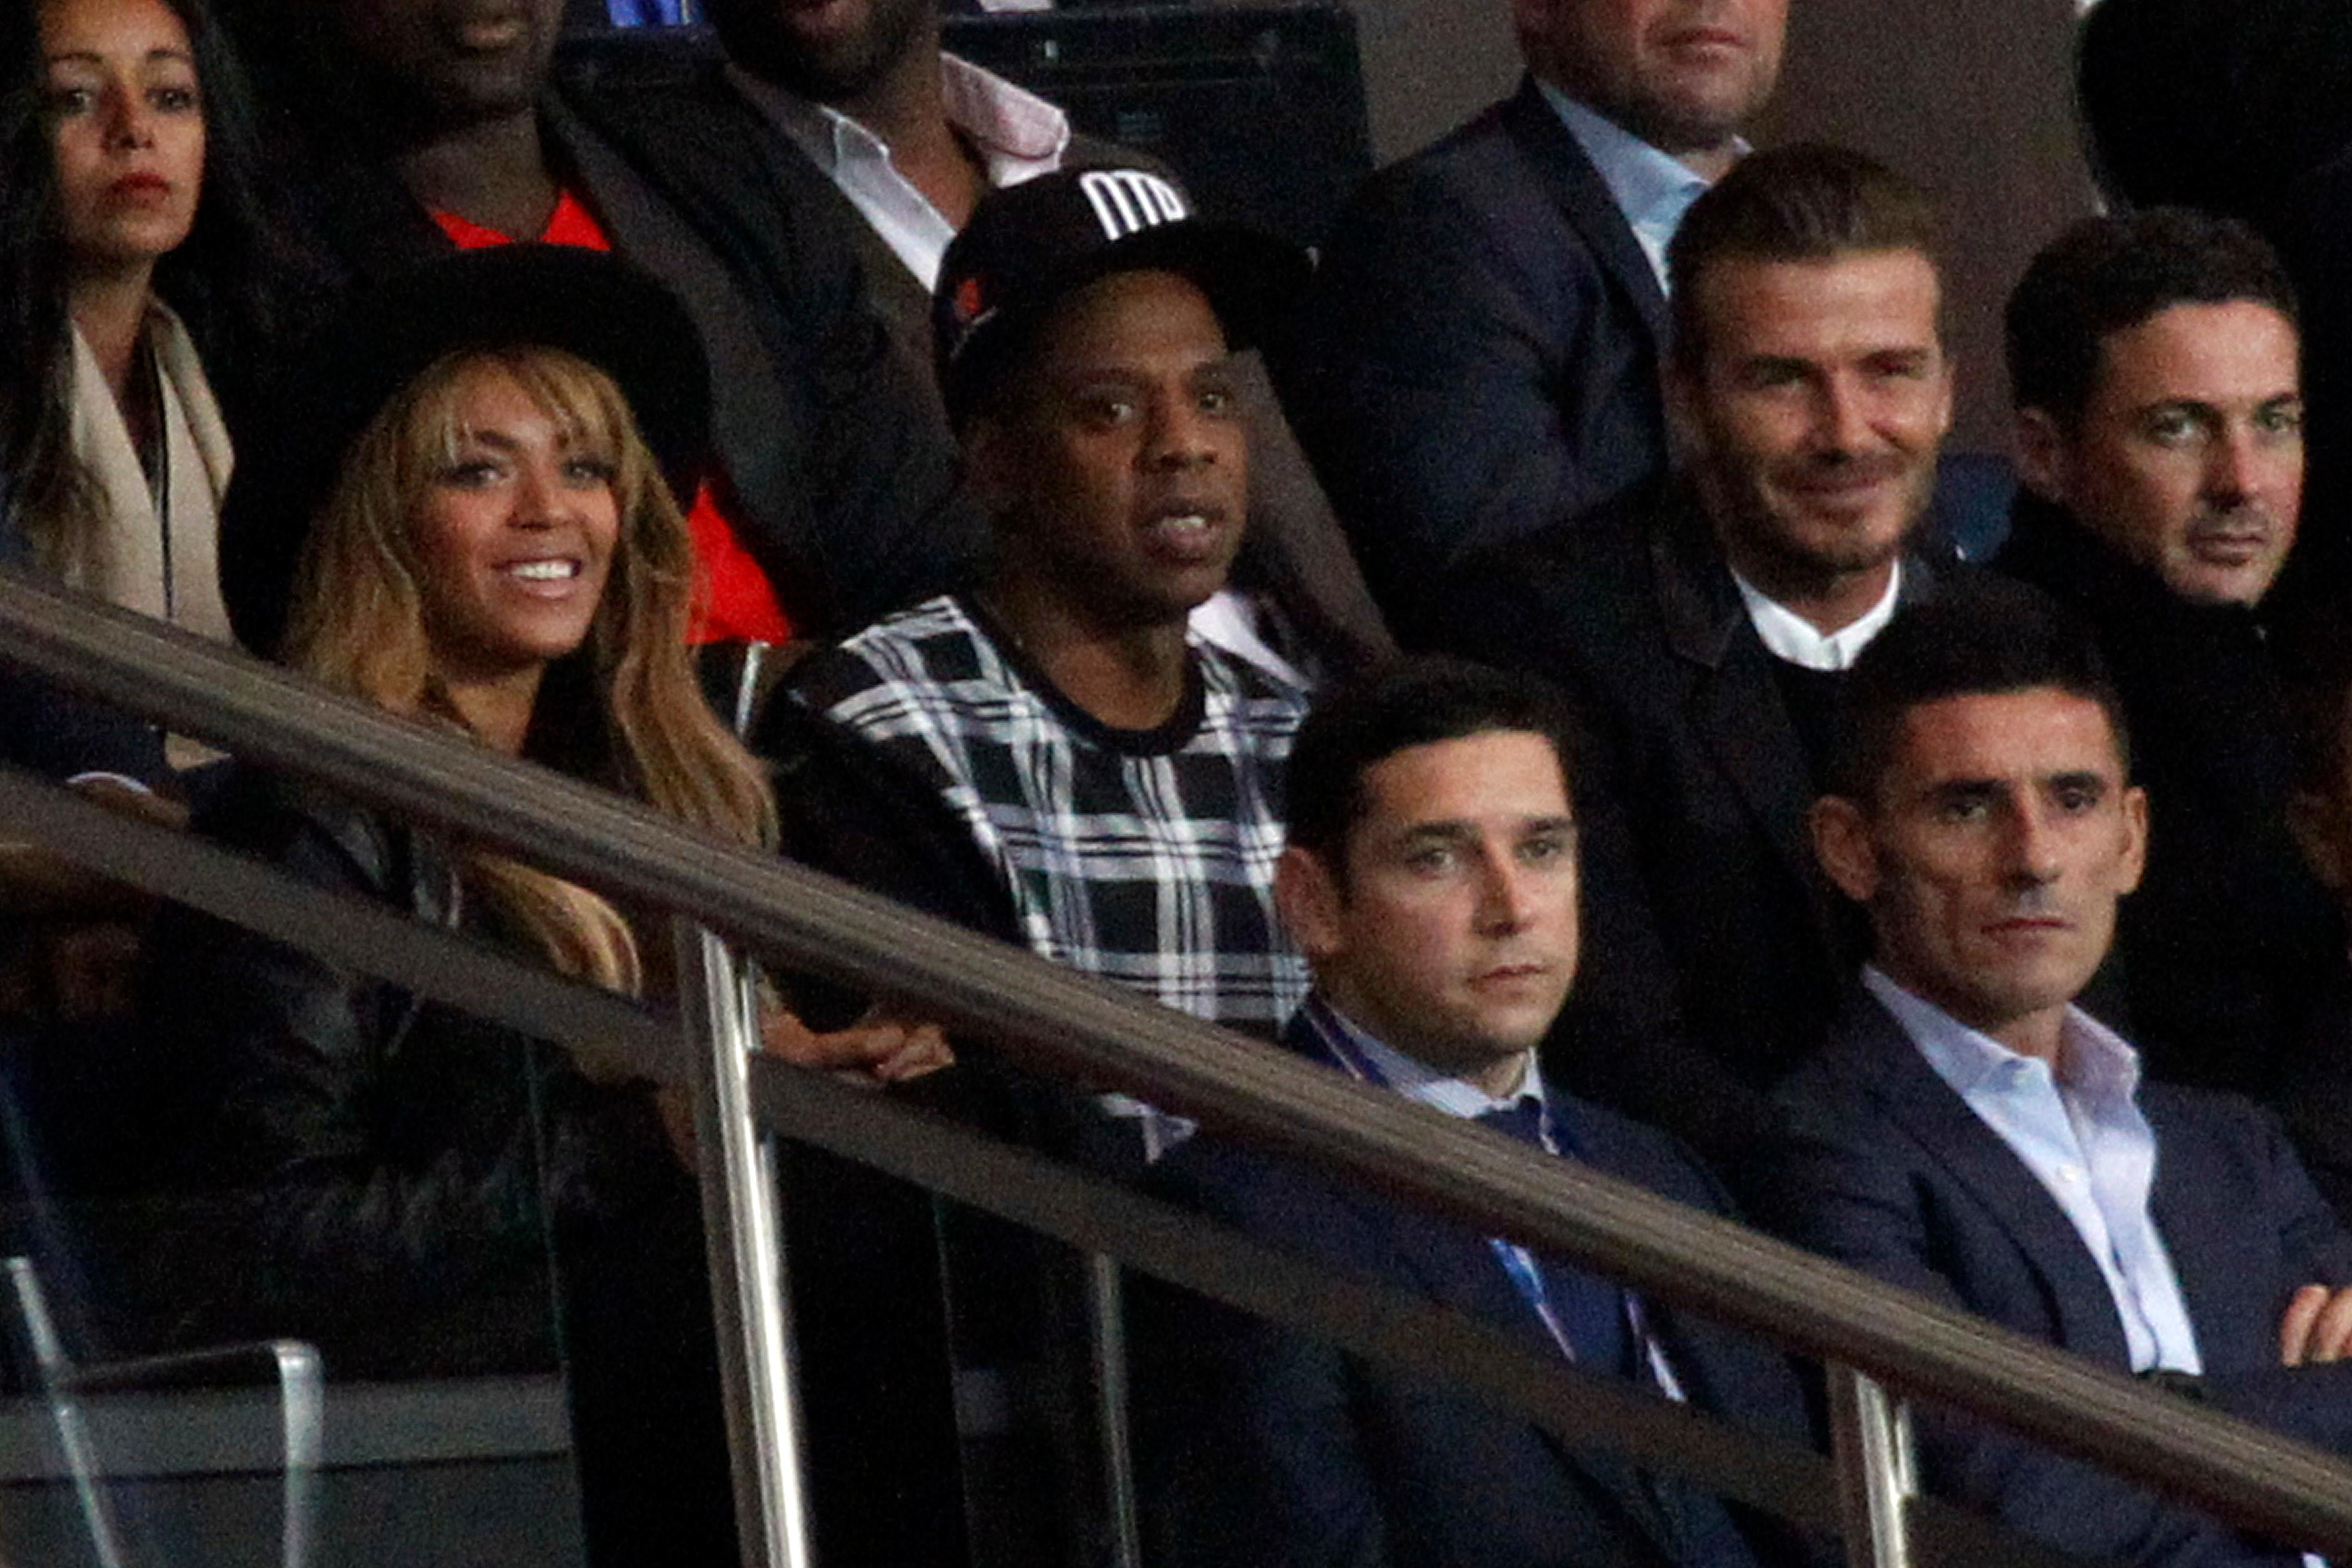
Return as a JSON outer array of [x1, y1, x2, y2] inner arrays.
[[796, 596, 1311, 1038]]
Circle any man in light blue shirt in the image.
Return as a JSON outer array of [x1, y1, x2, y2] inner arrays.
[[1283, 0, 1787, 637], [1764, 579, 2352, 1568]]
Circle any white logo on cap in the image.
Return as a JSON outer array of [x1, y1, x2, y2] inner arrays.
[[1077, 170, 1190, 242]]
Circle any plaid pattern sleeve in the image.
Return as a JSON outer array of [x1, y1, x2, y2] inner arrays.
[[798, 596, 1312, 1038]]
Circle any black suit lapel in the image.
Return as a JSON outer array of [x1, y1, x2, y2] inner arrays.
[[1844, 997, 2139, 1365], [1648, 502, 1827, 935], [1499, 78, 1672, 348]]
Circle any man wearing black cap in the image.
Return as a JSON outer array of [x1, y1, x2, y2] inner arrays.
[[698, 0, 1395, 680], [770, 167, 1312, 1160]]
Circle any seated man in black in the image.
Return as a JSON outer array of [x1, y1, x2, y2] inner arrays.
[[772, 169, 1315, 1167], [1139, 657, 1816, 1568], [1762, 581, 2352, 1568], [1430, 145, 1963, 1169], [1994, 208, 2338, 1099]]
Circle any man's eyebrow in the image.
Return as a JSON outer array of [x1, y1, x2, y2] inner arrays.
[[2042, 770, 2108, 793]]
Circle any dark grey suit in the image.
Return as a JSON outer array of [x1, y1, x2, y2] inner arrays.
[[1761, 990, 2352, 1567]]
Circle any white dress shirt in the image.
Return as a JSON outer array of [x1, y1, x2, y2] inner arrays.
[[1538, 83, 1732, 295], [1732, 563, 1902, 672]]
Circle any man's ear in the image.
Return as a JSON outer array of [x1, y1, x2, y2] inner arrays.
[[2013, 406, 2070, 504], [2290, 787, 2348, 892], [1274, 844, 1347, 962], [1810, 795, 1881, 906], [2116, 784, 2150, 896]]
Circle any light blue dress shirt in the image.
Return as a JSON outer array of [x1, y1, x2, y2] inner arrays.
[[1536, 83, 1719, 295], [1865, 968, 2203, 1375]]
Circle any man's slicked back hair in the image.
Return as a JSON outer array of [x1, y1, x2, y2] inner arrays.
[[1667, 143, 1941, 371], [1825, 579, 2131, 805], [1285, 657, 1580, 869], [2004, 208, 2299, 426]]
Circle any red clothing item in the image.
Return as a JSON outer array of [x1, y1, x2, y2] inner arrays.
[[430, 194, 794, 645]]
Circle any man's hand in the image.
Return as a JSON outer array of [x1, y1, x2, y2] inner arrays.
[[2278, 1284, 2352, 1365]]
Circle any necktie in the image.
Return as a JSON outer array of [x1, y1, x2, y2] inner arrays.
[[1475, 1099, 1630, 1376]]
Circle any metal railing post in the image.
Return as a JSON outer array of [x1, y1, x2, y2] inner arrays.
[[1830, 1362, 1919, 1568], [1086, 1254, 1144, 1568], [677, 925, 815, 1568]]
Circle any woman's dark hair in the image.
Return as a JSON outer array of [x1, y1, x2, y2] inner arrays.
[[1, 0, 294, 550], [0, 0, 73, 534]]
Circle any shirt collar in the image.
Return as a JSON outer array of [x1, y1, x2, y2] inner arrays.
[[1732, 561, 1902, 672], [1538, 81, 1727, 239], [1863, 966, 2144, 1104], [729, 53, 1069, 183], [1305, 994, 1547, 1121]]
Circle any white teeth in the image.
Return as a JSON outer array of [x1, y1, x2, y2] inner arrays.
[[507, 560, 578, 581], [1158, 514, 1209, 534]]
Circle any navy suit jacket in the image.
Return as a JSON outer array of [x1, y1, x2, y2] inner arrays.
[[1761, 990, 2352, 1567], [1278, 77, 1671, 644], [1135, 1009, 1817, 1568]]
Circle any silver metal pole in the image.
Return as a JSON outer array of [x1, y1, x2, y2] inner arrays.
[[677, 925, 815, 1568], [1086, 1254, 1144, 1568], [1829, 1362, 1919, 1568]]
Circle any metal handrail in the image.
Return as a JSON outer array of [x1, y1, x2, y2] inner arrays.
[[4, 565, 2352, 1554]]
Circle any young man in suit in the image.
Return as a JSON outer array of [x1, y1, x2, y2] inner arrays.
[[1139, 656, 1816, 1568], [1762, 581, 2352, 1568], [1281, 0, 1786, 639], [1993, 209, 2334, 1100], [1430, 145, 1961, 1170]]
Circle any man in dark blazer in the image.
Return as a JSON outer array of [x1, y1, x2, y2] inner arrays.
[[1994, 209, 2337, 1101], [1761, 583, 2352, 1568], [1279, 0, 1785, 641], [1429, 147, 1959, 1170], [1137, 658, 1816, 1568]]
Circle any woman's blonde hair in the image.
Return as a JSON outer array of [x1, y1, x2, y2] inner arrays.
[[282, 345, 775, 993]]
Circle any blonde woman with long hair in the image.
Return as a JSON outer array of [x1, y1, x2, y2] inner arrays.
[[144, 246, 942, 1564]]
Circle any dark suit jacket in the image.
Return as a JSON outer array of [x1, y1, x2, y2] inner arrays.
[[718, 62, 1397, 676], [1135, 1009, 1816, 1568], [1761, 990, 2352, 1567], [1428, 487, 1959, 1170], [1280, 76, 1672, 644]]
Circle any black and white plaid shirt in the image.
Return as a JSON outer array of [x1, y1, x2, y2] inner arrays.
[[797, 595, 1311, 1038]]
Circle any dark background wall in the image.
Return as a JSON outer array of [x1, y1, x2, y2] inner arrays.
[[1342, 0, 2099, 453]]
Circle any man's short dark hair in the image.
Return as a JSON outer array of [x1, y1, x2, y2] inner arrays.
[[1284, 658, 1579, 870], [1667, 143, 1941, 371], [1825, 580, 2131, 804], [2004, 209, 2299, 426]]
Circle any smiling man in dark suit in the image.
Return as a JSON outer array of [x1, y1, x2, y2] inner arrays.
[[1138, 657, 1816, 1568], [1281, 0, 1786, 640], [1429, 146, 1960, 1171], [1761, 581, 2352, 1568]]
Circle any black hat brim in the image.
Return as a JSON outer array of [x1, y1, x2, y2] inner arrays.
[[220, 245, 711, 657]]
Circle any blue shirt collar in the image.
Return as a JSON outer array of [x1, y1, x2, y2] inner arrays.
[[1862, 966, 2144, 1106], [1537, 81, 1721, 242]]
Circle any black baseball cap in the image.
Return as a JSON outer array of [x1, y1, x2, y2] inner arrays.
[[220, 245, 711, 657], [933, 166, 1311, 428]]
